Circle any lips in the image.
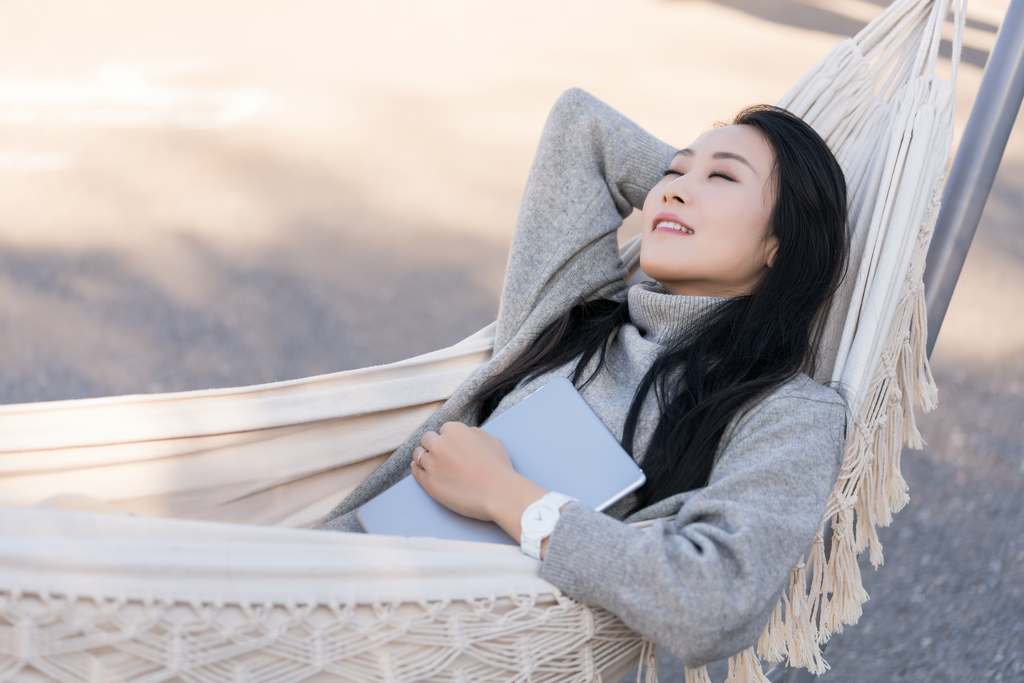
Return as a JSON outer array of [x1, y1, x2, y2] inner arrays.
[[652, 213, 694, 235]]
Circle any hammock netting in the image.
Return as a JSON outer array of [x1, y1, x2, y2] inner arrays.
[[0, 0, 968, 680]]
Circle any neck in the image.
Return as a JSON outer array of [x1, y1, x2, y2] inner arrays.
[[656, 280, 751, 298]]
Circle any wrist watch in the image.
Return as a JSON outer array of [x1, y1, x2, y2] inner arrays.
[[519, 492, 576, 559]]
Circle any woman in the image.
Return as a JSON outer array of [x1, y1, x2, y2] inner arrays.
[[317, 88, 848, 668]]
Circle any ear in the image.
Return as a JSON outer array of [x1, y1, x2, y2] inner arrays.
[[764, 233, 780, 268]]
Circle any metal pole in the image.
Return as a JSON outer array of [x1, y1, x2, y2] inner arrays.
[[924, 0, 1024, 357]]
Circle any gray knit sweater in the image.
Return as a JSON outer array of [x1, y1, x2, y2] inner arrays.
[[317, 88, 847, 667]]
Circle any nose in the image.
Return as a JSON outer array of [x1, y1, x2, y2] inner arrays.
[[662, 174, 689, 205]]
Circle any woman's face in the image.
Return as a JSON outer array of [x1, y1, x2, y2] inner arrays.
[[640, 124, 778, 298]]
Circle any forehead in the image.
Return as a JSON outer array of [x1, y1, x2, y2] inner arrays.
[[683, 124, 774, 172]]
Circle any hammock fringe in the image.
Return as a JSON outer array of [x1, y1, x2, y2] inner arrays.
[[725, 647, 770, 683], [684, 665, 714, 683]]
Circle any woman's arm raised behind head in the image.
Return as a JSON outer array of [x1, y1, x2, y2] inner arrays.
[[494, 88, 676, 353]]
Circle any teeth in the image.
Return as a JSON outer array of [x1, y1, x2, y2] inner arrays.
[[656, 220, 693, 234]]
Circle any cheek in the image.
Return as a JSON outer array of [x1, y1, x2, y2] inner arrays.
[[640, 185, 662, 224], [639, 187, 662, 248], [723, 197, 772, 256]]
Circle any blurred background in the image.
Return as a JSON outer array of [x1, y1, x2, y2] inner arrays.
[[0, 0, 1020, 680]]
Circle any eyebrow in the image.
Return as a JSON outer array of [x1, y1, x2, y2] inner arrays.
[[674, 148, 758, 176]]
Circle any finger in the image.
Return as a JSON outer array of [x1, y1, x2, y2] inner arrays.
[[439, 421, 470, 436], [420, 431, 440, 450], [411, 449, 430, 474]]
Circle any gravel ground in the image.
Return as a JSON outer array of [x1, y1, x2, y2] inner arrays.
[[0, 1, 1020, 681]]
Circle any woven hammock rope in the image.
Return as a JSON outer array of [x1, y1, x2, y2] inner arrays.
[[0, 0, 968, 681], [0, 590, 643, 683]]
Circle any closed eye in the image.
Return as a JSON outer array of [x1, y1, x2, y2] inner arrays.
[[710, 172, 735, 181], [663, 169, 682, 177]]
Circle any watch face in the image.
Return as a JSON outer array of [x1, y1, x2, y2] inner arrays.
[[523, 503, 558, 535]]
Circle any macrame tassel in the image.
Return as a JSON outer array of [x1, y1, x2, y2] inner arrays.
[[807, 531, 829, 644], [821, 507, 868, 633], [900, 312, 927, 449], [910, 283, 939, 413], [883, 418, 911, 518], [636, 638, 659, 683], [684, 665, 713, 683], [839, 422, 874, 502], [876, 391, 907, 527], [783, 559, 827, 675], [855, 489, 884, 567], [899, 272, 937, 439], [906, 177, 942, 418], [853, 456, 876, 555], [725, 647, 769, 683], [886, 349, 912, 516], [756, 594, 787, 664]]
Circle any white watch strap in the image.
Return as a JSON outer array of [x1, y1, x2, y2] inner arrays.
[[543, 491, 575, 511], [519, 492, 576, 560]]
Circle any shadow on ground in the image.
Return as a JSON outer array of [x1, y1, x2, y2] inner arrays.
[[0, 227, 505, 403], [690, 0, 993, 68]]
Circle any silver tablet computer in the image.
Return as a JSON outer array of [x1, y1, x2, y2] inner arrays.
[[356, 377, 646, 545]]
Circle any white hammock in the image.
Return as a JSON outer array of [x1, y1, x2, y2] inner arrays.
[[0, 1, 966, 681]]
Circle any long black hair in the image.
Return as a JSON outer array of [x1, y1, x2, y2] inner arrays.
[[475, 105, 848, 509]]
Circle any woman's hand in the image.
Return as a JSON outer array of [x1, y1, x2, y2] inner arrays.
[[411, 422, 549, 543]]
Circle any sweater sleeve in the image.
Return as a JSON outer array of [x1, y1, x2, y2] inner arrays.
[[539, 385, 847, 668], [494, 88, 677, 353]]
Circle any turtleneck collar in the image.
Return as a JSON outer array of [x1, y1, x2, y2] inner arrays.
[[627, 283, 729, 346]]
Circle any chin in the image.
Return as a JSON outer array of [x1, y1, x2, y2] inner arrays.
[[638, 255, 685, 285]]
